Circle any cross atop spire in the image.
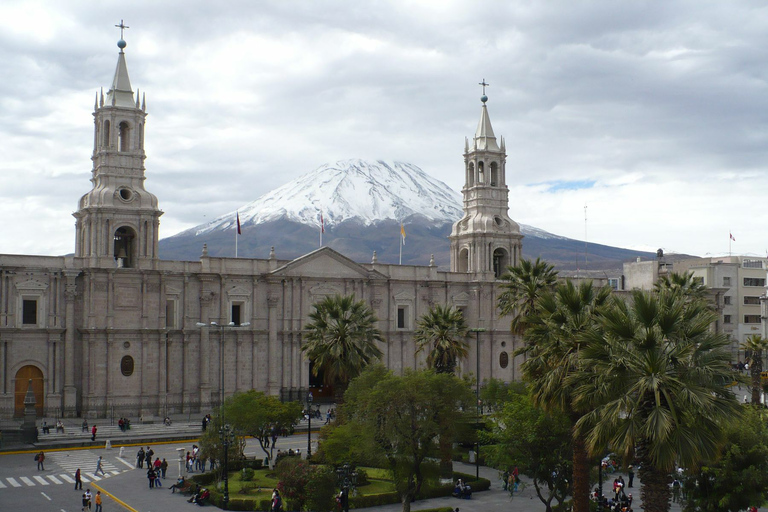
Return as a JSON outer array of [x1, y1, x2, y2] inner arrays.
[[479, 79, 489, 95], [115, 19, 129, 40]]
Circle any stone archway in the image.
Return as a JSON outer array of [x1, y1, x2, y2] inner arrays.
[[14, 365, 44, 417]]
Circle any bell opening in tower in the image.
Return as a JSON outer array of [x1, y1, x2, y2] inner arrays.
[[493, 248, 508, 278], [114, 226, 136, 268]]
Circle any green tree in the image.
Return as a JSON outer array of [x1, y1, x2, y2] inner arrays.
[[302, 294, 384, 402], [479, 378, 526, 413], [322, 366, 474, 512], [484, 388, 573, 512], [414, 303, 469, 374], [218, 390, 303, 464], [497, 257, 558, 336], [741, 335, 768, 405], [654, 271, 709, 304], [681, 407, 768, 512], [518, 279, 612, 512], [574, 289, 742, 512], [198, 415, 246, 482]]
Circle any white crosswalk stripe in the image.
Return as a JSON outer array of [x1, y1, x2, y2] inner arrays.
[[0, 479, 6, 488], [58, 474, 75, 483], [19, 476, 35, 486], [7, 477, 21, 487], [33, 476, 50, 485], [45, 450, 124, 480], [47, 475, 63, 484]]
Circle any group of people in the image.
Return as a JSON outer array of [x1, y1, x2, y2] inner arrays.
[[452, 478, 472, 499], [188, 487, 211, 506], [136, 446, 155, 469], [501, 466, 520, 493], [41, 420, 66, 434], [186, 444, 210, 473], [201, 414, 213, 431], [80, 489, 102, 512], [117, 417, 132, 431]]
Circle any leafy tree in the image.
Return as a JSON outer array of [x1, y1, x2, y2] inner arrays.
[[574, 289, 742, 512], [198, 414, 246, 481], [681, 407, 768, 512], [276, 457, 313, 511], [484, 388, 573, 512], [414, 303, 469, 374], [497, 257, 558, 335], [304, 464, 338, 512], [322, 366, 474, 512], [218, 390, 303, 464], [741, 335, 768, 404], [479, 378, 526, 413], [518, 279, 612, 512], [302, 294, 384, 402]]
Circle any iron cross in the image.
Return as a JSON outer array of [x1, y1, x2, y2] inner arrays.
[[479, 79, 489, 95], [115, 20, 130, 39]]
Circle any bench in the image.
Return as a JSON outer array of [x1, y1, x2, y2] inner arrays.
[[170, 479, 195, 494]]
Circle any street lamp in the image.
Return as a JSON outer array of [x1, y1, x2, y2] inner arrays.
[[306, 391, 313, 458], [219, 424, 236, 510], [469, 327, 486, 481], [336, 463, 357, 512]]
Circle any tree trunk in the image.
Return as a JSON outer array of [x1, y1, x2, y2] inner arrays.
[[638, 461, 672, 512], [438, 435, 453, 478], [571, 433, 591, 512], [751, 356, 762, 405]]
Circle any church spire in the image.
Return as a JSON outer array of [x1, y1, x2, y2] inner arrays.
[[105, 24, 135, 108], [474, 92, 499, 151]]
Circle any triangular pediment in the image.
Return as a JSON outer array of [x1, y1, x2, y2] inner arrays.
[[451, 292, 470, 306], [226, 286, 252, 297], [165, 286, 182, 296], [271, 247, 386, 280]]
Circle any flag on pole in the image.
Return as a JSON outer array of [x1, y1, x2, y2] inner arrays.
[[730, 232, 735, 241], [400, 223, 406, 245], [236, 212, 242, 235], [321, 211, 325, 233]]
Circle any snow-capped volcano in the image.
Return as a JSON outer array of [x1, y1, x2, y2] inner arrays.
[[185, 159, 463, 236]]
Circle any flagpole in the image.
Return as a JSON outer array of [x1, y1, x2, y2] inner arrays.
[[235, 214, 238, 258], [399, 235, 402, 265]]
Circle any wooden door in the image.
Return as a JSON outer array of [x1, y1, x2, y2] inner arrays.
[[14, 365, 44, 417]]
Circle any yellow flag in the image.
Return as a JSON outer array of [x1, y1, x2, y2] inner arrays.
[[400, 224, 406, 245]]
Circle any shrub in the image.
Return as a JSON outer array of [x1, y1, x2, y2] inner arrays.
[[241, 467, 255, 481], [355, 467, 370, 486]]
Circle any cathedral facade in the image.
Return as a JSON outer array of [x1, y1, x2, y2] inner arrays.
[[0, 39, 522, 419]]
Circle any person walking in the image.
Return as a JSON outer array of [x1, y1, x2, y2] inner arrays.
[[147, 466, 156, 489], [91, 424, 97, 441], [94, 491, 102, 512], [95, 455, 106, 476], [36, 451, 45, 471], [74, 468, 83, 489], [136, 447, 145, 468], [84, 489, 93, 511], [160, 458, 168, 479], [627, 465, 635, 488]]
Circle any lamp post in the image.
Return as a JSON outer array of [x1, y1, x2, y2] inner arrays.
[[469, 327, 486, 481], [306, 391, 313, 458], [219, 424, 235, 510], [336, 463, 356, 512]]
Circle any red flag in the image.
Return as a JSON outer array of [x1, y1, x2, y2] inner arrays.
[[321, 211, 325, 233], [236, 212, 241, 235], [730, 232, 735, 241]]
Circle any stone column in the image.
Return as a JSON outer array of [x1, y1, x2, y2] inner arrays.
[[63, 274, 78, 417], [267, 295, 280, 396]]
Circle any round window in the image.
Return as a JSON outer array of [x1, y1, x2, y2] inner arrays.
[[118, 188, 133, 201], [120, 355, 134, 376], [499, 351, 509, 369]]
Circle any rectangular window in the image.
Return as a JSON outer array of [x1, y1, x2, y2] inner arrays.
[[723, 276, 731, 286], [743, 260, 764, 269], [724, 315, 731, 324], [608, 278, 619, 290], [723, 296, 731, 305], [231, 303, 242, 326], [744, 315, 762, 324], [165, 299, 177, 329], [744, 296, 761, 305], [22, 299, 37, 325], [693, 276, 704, 285], [744, 278, 766, 287], [397, 306, 407, 329]]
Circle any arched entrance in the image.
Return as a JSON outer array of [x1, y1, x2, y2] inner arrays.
[[14, 365, 44, 417]]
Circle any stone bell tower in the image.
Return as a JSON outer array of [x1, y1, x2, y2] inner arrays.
[[73, 30, 162, 269], [450, 85, 522, 278]]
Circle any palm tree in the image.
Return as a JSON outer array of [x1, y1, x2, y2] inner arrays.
[[654, 271, 709, 304], [573, 289, 742, 512], [519, 280, 612, 512], [302, 294, 384, 402], [741, 335, 768, 404], [497, 258, 558, 336], [414, 304, 469, 374]]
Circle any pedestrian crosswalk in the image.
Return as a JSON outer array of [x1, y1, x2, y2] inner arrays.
[[0, 450, 131, 490]]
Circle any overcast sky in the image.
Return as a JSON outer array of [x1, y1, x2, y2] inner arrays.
[[2, 0, 767, 258]]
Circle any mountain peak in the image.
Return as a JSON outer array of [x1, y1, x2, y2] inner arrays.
[[185, 159, 464, 237]]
